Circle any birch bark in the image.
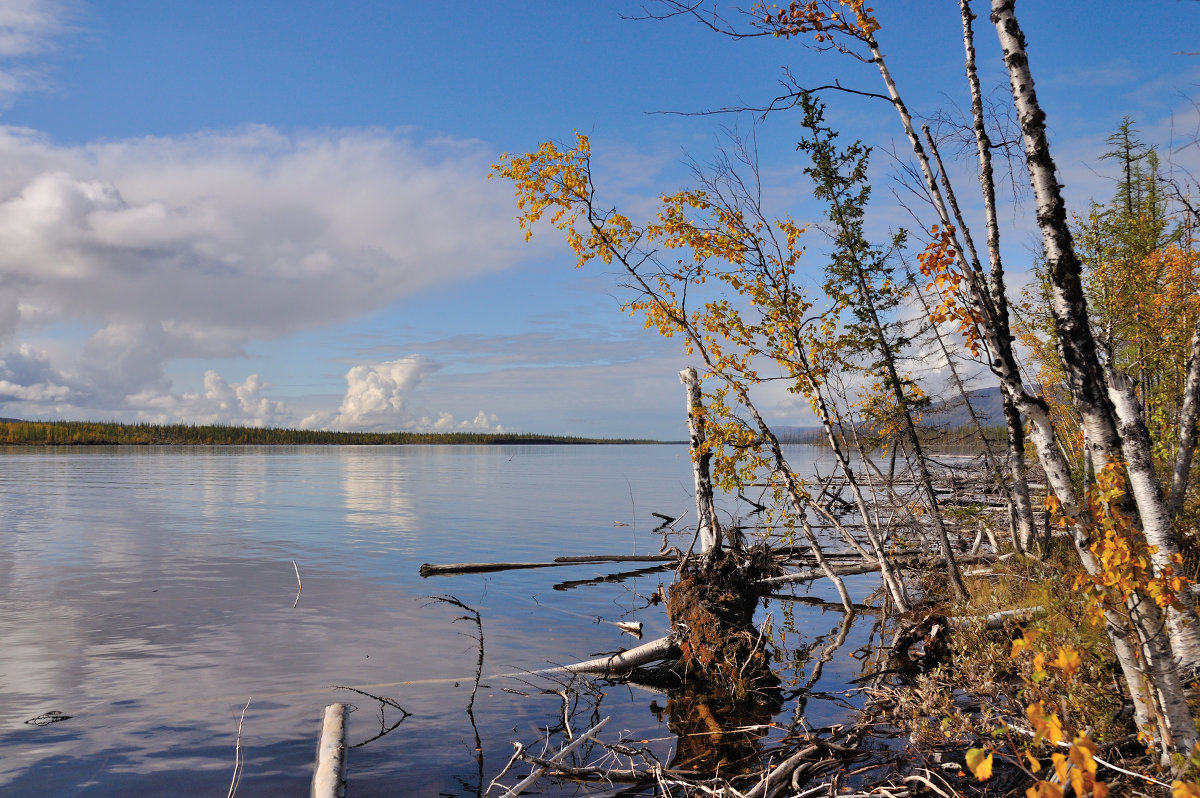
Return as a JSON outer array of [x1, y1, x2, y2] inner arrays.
[[681, 368, 720, 555], [1168, 314, 1200, 519]]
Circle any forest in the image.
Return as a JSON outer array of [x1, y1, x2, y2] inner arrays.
[[485, 1, 1200, 796], [0, 419, 658, 446]]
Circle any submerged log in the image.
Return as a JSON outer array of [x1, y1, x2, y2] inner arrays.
[[420, 561, 565, 576]]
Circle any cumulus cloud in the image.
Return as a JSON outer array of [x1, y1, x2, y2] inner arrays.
[[127, 371, 295, 428], [0, 124, 527, 422], [303, 356, 502, 433]]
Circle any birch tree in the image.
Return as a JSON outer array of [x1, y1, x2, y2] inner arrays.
[[497, 0, 1200, 756]]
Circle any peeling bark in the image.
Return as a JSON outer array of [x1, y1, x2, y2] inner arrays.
[[1108, 369, 1200, 668]]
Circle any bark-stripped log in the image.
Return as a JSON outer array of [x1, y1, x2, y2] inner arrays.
[[554, 635, 676, 675], [311, 704, 347, 798]]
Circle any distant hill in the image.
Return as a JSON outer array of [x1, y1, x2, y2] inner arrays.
[[921, 386, 1006, 430], [772, 386, 1007, 445], [774, 425, 826, 444]]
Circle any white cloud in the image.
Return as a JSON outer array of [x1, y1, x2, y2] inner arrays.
[[127, 370, 294, 428], [0, 0, 70, 104], [0, 125, 528, 422], [303, 356, 503, 433]]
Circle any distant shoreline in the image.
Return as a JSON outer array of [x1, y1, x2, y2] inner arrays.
[[0, 420, 681, 447]]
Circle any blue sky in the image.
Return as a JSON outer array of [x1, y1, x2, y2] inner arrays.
[[0, 1, 1196, 438]]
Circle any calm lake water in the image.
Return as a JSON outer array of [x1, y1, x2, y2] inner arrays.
[[0, 445, 882, 797]]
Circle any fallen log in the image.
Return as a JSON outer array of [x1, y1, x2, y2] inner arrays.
[[496, 716, 611, 798], [554, 635, 675, 675], [761, 562, 884, 587], [761, 553, 998, 588], [743, 745, 821, 798], [420, 553, 678, 577], [553, 554, 678, 564], [311, 703, 347, 798], [420, 561, 563, 576], [945, 606, 1045, 630]]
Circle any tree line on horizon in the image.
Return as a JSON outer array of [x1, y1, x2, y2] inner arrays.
[[0, 419, 662, 446]]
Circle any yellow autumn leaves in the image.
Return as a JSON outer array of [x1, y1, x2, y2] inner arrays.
[[964, 632, 1105, 797]]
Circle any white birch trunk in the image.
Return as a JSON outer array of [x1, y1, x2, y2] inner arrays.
[[680, 368, 719, 554], [991, 0, 1198, 753], [1108, 369, 1200, 668], [802, 356, 910, 611], [957, 1, 1038, 552], [1169, 313, 1200, 518], [859, 6, 1164, 738]]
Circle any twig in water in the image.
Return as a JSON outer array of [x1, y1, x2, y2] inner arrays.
[[226, 697, 252, 798], [291, 560, 302, 609]]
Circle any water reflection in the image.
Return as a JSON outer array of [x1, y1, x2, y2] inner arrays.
[[337, 448, 416, 539], [0, 444, 877, 797]]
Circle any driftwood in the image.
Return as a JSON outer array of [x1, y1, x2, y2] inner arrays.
[[420, 553, 677, 577], [554, 554, 678, 564], [553, 635, 675, 675], [761, 562, 885, 587], [311, 703, 347, 798], [494, 716, 612, 798], [743, 744, 821, 798], [945, 606, 1045, 630], [762, 552, 999, 588]]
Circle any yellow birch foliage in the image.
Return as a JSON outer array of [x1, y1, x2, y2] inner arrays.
[[759, 1, 880, 41], [965, 636, 1109, 796], [1071, 463, 1190, 623], [917, 224, 985, 358], [494, 134, 823, 503]]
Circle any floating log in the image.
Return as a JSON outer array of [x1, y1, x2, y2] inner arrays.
[[420, 553, 678, 577], [553, 554, 678, 564], [419, 561, 562, 576], [311, 703, 347, 798]]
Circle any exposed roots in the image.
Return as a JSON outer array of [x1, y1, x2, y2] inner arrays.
[[667, 544, 783, 699]]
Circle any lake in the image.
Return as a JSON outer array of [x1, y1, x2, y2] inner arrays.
[[0, 445, 883, 797]]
